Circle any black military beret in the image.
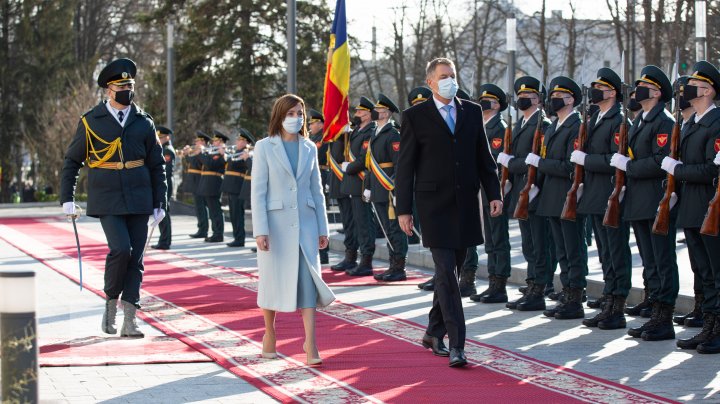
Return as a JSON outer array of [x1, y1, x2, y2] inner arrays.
[[592, 67, 623, 101], [478, 83, 508, 112], [635, 65, 672, 103], [355, 96, 375, 111], [237, 128, 255, 145], [408, 86, 432, 106], [514, 76, 544, 96], [308, 108, 324, 123], [97, 58, 137, 88], [212, 129, 229, 143], [456, 88, 472, 100], [196, 130, 211, 142], [548, 76, 582, 107], [375, 93, 399, 113], [156, 126, 173, 136], [690, 60, 720, 100]]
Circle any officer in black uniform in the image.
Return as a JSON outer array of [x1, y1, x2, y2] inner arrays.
[[237, 138, 256, 252], [366, 94, 408, 281], [186, 131, 211, 238], [574, 68, 633, 330], [329, 125, 359, 271], [669, 61, 720, 353], [222, 129, 254, 247], [152, 126, 176, 250], [198, 130, 228, 242], [470, 83, 512, 303], [342, 97, 377, 276], [496, 76, 552, 311], [612, 65, 677, 341], [61, 58, 166, 338], [308, 109, 330, 263]]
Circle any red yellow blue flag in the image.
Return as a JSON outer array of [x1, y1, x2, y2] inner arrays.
[[322, 0, 350, 142]]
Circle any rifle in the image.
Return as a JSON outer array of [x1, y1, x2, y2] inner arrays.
[[513, 108, 545, 220], [701, 177, 720, 236], [603, 53, 628, 228], [500, 92, 513, 197], [561, 86, 589, 221]]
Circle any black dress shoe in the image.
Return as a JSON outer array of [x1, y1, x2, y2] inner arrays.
[[250, 247, 257, 253], [151, 244, 170, 250], [421, 333, 450, 356], [422, 279, 435, 291], [226, 240, 244, 247], [205, 235, 224, 243], [448, 348, 468, 367], [189, 232, 207, 239]]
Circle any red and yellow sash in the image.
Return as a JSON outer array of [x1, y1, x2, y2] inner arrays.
[[365, 142, 394, 191], [348, 148, 365, 180], [327, 150, 344, 181]]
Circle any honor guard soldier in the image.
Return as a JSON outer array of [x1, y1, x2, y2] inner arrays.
[[575, 68, 633, 329], [186, 131, 211, 238], [496, 76, 552, 311], [408, 86, 432, 107], [611, 65, 678, 341], [152, 126, 176, 250], [329, 124, 360, 271], [238, 137, 256, 252], [669, 61, 720, 353], [456, 88, 472, 101], [198, 130, 228, 242], [470, 83, 512, 303], [60, 58, 167, 338], [222, 129, 255, 247], [341, 97, 378, 276], [308, 109, 330, 263], [366, 94, 408, 281]]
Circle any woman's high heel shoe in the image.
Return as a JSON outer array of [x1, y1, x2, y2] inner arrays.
[[262, 334, 278, 359], [303, 343, 322, 365]]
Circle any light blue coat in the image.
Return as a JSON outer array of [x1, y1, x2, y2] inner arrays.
[[251, 135, 335, 312]]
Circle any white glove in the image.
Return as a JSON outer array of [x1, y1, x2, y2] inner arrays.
[[610, 153, 630, 171], [324, 184, 330, 193], [525, 153, 541, 167], [497, 152, 514, 168], [392, 194, 396, 206], [529, 184, 540, 202], [151, 208, 166, 226], [363, 189, 371, 201], [570, 150, 587, 166], [341, 162, 349, 172], [661, 156, 683, 176], [714, 151, 720, 166], [503, 180, 512, 196], [577, 183, 584, 202], [62, 202, 76, 216], [670, 191, 678, 210], [619, 185, 626, 203]]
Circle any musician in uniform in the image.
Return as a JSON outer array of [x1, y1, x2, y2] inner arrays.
[[222, 129, 255, 247], [496, 76, 552, 311], [611, 65, 677, 341], [308, 109, 330, 263], [366, 94, 408, 281], [152, 126, 176, 250], [185, 131, 211, 239], [198, 130, 228, 242], [60, 58, 167, 338]]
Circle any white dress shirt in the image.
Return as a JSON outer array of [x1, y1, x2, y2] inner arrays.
[[105, 101, 130, 127], [433, 96, 457, 122]]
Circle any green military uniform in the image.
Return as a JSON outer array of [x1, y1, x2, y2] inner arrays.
[[198, 130, 228, 242], [153, 126, 176, 249], [222, 128, 254, 247], [187, 131, 211, 238]]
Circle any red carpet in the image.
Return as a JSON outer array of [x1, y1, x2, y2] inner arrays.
[[0, 217, 677, 404], [39, 335, 211, 367]]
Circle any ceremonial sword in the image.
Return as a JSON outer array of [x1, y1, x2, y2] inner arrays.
[[369, 201, 395, 253]]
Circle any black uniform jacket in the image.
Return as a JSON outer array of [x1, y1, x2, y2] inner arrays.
[[221, 155, 249, 195], [342, 122, 376, 196], [197, 152, 226, 197], [162, 142, 177, 199], [396, 97, 501, 249], [506, 109, 552, 215], [536, 111, 581, 217], [675, 107, 720, 228], [239, 157, 252, 203], [185, 154, 203, 194], [60, 101, 167, 217], [624, 102, 675, 221], [365, 121, 400, 203], [578, 102, 628, 216], [482, 112, 507, 206], [327, 135, 347, 199]]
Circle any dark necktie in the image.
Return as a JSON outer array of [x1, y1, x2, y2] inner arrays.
[[118, 110, 124, 123]]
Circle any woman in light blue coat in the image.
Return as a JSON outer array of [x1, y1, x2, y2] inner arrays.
[[251, 94, 335, 365]]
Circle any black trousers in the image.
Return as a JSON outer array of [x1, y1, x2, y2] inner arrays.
[[631, 218, 679, 305], [684, 228, 720, 313], [482, 204, 511, 278], [372, 201, 408, 259], [337, 196, 358, 251], [427, 247, 467, 349], [350, 196, 376, 255], [205, 195, 224, 237], [547, 216, 588, 289], [193, 193, 209, 236], [157, 200, 172, 247], [99, 215, 148, 305], [593, 215, 632, 296], [228, 193, 246, 243], [517, 213, 550, 285]]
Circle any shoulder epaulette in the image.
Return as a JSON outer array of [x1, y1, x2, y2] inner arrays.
[[81, 108, 93, 118]]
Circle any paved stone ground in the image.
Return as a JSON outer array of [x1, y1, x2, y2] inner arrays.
[[0, 205, 714, 402]]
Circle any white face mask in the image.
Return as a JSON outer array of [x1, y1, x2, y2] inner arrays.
[[282, 116, 304, 134], [437, 77, 459, 99]]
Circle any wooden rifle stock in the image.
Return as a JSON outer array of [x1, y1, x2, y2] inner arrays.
[[652, 121, 680, 235], [500, 125, 512, 197], [701, 175, 720, 236], [561, 106, 589, 221], [513, 113, 543, 220], [603, 120, 628, 228]]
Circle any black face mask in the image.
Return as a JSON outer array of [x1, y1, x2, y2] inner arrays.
[[683, 84, 700, 101], [590, 88, 606, 104], [550, 97, 568, 113], [113, 89, 134, 106], [517, 97, 534, 111], [351, 116, 361, 126], [628, 98, 642, 112], [370, 110, 380, 120], [587, 104, 600, 116], [634, 86, 651, 102], [479, 100, 492, 111], [678, 97, 692, 111]]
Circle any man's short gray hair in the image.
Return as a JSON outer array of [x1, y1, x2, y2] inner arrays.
[[426, 58, 456, 79]]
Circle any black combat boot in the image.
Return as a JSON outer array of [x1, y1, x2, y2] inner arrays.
[[544, 283, 556, 298], [470, 275, 495, 302], [480, 277, 508, 304], [374, 256, 395, 280], [346, 254, 373, 276], [543, 287, 567, 318], [628, 301, 661, 338], [331, 249, 357, 271], [101, 299, 118, 334], [625, 288, 652, 316], [458, 269, 477, 297], [697, 315, 720, 354], [516, 283, 546, 311], [678, 293, 704, 327], [379, 257, 407, 282], [641, 303, 675, 341], [587, 294, 608, 309], [555, 288, 585, 320], [583, 295, 614, 327], [598, 295, 627, 330], [506, 281, 532, 310], [518, 285, 529, 294], [547, 287, 564, 301], [678, 313, 715, 350]]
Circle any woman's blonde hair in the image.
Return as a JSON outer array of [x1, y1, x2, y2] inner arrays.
[[268, 94, 309, 138]]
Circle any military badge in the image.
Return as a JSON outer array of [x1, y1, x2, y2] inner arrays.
[[573, 138, 580, 150], [656, 133, 668, 147], [491, 138, 502, 149], [362, 140, 369, 149], [715, 139, 720, 153], [614, 133, 620, 145], [392, 142, 400, 152]]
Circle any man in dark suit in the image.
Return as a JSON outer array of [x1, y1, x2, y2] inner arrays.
[[396, 57, 502, 367], [152, 126, 176, 250]]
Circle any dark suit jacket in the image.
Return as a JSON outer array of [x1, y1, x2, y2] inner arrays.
[[396, 97, 501, 249]]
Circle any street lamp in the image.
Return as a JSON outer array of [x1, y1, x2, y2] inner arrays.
[[696, 0, 707, 61], [287, 0, 297, 94]]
